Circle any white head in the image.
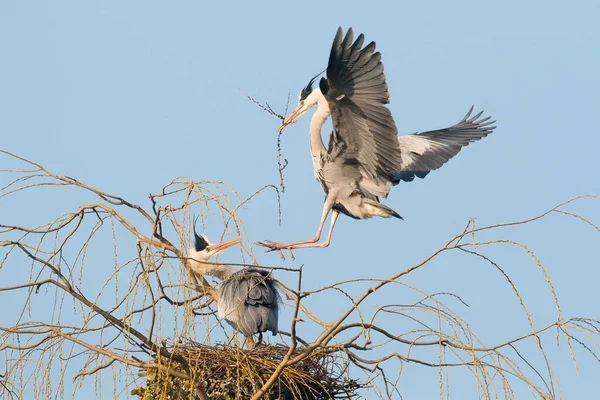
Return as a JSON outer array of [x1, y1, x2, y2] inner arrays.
[[188, 227, 240, 280], [277, 72, 326, 132]]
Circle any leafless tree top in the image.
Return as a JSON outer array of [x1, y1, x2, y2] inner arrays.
[[1, 149, 599, 399]]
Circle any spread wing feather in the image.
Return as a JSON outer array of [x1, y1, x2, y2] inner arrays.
[[394, 107, 496, 182], [317, 28, 495, 200], [321, 27, 403, 185]]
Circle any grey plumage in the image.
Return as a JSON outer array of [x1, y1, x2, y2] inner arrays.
[[217, 268, 280, 338], [260, 27, 495, 254], [321, 27, 403, 185], [320, 28, 496, 206], [188, 229, 280, 340], [394, 107, 495, 182]]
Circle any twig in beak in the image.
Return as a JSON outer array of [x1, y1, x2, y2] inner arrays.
[[243, 90, 290, 194]]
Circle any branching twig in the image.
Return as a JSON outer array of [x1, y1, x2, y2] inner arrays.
[[1, 149, 599, 400], [242, 91, 290, 194]]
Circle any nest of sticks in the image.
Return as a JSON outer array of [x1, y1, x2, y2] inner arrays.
[[132, 341, 363, 399]]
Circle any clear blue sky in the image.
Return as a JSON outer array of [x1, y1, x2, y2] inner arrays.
[[1, 1, 599, 398]]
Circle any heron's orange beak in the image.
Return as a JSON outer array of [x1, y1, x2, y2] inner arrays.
[[210, 238, 241, 253], [277, 104, 304, 133]]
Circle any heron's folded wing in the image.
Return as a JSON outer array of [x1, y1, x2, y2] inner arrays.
[[394, 107, 496, 183], [217, 269, 280, 336]]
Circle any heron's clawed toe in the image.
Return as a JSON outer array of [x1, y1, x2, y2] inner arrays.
[[256, 240, 277, 250], [274, 248, 286, 260], [256, 240, 283, 250], [286, 248, 295, 260], [255, 240, 295, 260]]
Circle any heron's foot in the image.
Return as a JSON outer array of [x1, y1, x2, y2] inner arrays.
[[256, 240, 296, 260]]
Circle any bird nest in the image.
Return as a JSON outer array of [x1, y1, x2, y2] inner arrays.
[[131, 341, 363, 399]]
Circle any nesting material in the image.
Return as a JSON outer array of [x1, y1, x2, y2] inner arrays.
[[132, 342, 362, 399]]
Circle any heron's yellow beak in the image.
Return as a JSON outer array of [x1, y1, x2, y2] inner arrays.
[[277, 104, 304, 133], [210, 238, 241, 253]]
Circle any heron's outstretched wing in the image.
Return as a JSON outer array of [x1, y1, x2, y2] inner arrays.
[[394, 107, 496, 182], [217, 268, 280, 337], [320, 27, 403, 182]]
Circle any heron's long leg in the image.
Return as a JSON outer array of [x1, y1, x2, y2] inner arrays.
[[288, 210, 339, 250], [282, 203, 331, 246], [258, 209, 340, 259], [258, 203, 332, 252]]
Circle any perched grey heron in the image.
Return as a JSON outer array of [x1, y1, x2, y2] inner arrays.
[[260, 27, 495, 257], [188, 227, 280, 344]]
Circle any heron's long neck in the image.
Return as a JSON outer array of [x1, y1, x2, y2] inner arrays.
[[189, 251, 236, 280], [309, 93, 330, 169]]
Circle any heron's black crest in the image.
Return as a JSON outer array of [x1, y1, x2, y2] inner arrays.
[[192, 215, 209, 251], [300, 69, 326, 101], [319, 77, 329, 95], [193, 231, 209, 252]]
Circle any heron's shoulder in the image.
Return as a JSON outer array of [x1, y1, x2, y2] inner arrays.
[[228, 267, 274, 282]]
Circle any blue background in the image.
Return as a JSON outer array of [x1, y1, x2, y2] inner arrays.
[[1, 1, 599, 398]]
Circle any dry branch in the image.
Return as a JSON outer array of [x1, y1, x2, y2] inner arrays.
[[243, 92, 290, 194], [132, 341, 362, 400], [1, 149, 599, 399]]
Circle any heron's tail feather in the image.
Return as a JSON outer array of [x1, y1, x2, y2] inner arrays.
[[362, 199, 403, 220]]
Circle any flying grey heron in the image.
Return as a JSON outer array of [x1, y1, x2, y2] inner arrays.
[[188, 227, 280, 344], [260, 27, 495, 258]]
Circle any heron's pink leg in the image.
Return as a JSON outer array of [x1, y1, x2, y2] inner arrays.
[[288, 210, 339, 250], [258, 204, 332, 255], [258, 210, 340, 259]]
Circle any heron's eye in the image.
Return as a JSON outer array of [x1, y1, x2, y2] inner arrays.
[[204, 246, 211, 253], [299, 100, 305, 108]]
